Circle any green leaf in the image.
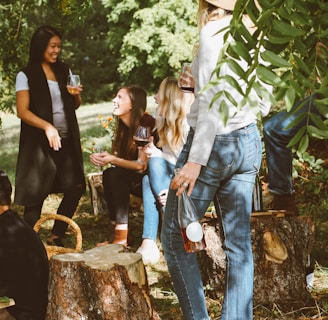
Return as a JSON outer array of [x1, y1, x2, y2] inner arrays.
[[307, 125, 328, 139], [285, 88, 296, 111], [284, 113, 307, 130], [298, 134, 309, 154], [253, 81, 277, 105], [272, 20, 307, 37], [256, 65, 287, 87], [287, 126, 306, 147], [293, 55, 312, 76], [267, 32, 295, 44], [229, 41, 251, 64], [309, 113, 327, 131], [261, 50, 292, 68], [219, 100, 229, 126], [226, 59, 247, 80]]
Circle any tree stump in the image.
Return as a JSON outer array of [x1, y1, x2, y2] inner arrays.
[[198, 213, 314, 304], [47, 244, 159, 320], [87, 172, 108, 215]]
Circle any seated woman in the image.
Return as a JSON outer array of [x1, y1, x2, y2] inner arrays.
[[90, 85, 156, 246], [137, 77, 194, 264], [0, 170, 49, 320]]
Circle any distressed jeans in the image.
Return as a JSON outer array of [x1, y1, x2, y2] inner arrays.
[[161, 123, 262, 320], [142, 157, 175, 240]]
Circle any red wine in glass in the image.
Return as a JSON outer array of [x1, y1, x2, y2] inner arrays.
[[133, 126, 151, 147]]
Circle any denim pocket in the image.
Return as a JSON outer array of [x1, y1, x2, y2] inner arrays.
[[198, 135, 240, 186]]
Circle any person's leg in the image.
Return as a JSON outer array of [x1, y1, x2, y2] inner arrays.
[[216, 178, 255, 320], [103, 166, 131, 225], [23, 202, 44, 228], [263, 111, 295, 195], [137, 174, 161, 263], [263, 95, 319, 213], [51, 185, 84, 238], [102, 167, 144, 245], [141, 157, 174, 240], [141, 174, 159, 241], [263, 95, 319, 196], [50, 140, 85, 241], [162, 124, 260, 320]]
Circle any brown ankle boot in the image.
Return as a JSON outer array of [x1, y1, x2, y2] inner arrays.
[[112, 229, 128, 246]]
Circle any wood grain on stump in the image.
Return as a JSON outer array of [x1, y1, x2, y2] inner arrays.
[[47, 244, 159, 320]]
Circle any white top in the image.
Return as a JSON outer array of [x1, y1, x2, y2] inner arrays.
[[149, 118, 190, 165], [16, 71, 68, 137], [187, 16, 272, 166]]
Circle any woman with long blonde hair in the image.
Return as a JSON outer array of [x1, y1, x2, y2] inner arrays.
[[136, 77, 193, 264]]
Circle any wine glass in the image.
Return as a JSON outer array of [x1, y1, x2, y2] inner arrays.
[[94, 145, 103, 172], [133, 126, 151, 147], [67, 74, 80, 94]]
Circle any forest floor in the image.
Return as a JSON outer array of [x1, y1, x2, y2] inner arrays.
[[2, 105, 328, 319], [24, 182, 328, 320]]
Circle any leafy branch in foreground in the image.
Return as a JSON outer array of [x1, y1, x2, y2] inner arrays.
[[211, 0, 328, 152]]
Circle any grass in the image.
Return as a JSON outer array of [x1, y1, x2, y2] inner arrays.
[[1, 102, 328, 319]]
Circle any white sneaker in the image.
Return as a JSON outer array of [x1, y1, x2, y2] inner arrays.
[[136, 242, 160, 264]]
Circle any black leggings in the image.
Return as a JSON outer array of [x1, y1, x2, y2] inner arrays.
[[102, 166, 144, 224], [24, 138, 84, 237]]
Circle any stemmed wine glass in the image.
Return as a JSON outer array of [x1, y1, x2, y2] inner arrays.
[[94, 145, 103, 172], [133, 126, 151, 147]]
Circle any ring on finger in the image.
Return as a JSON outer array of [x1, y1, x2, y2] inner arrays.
[[182, 182, 188, 187]]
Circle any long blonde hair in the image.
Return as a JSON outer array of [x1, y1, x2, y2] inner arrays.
[[155, 77, 192, 152], [197, 0, 231, 29]]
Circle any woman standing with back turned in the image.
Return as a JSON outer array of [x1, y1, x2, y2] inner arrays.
[[161, 1, 271, 319], [14, 25, 85, 246]]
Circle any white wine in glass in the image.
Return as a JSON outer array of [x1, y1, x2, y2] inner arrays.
[[67, 75, 80, 94]]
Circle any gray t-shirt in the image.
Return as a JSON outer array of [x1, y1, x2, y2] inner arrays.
[[16, 71, 68, 138]]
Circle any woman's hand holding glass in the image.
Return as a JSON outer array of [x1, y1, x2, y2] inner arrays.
[[90, 151, 113, 168], [67, 74, 83, 95]]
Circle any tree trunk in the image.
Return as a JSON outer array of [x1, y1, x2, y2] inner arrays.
[[198, 213, 314, 304], [87, 172, 108, 215], [47, 244, 159, 320]]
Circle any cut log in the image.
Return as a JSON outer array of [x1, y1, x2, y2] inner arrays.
[[47, 244, 159, 320], [198, 214, 314, 304]]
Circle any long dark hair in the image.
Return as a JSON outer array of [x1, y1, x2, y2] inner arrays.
[[28, 25, 62, 65], [113, 85, 147, 160], [0, 171, 12, 206]]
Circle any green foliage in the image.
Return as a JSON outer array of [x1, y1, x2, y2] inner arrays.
[[102, 0, 197, 92], [212, 0, 328, 152], [0, 0, 93, 116]]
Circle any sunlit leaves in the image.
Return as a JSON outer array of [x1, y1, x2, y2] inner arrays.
[[209, 0, 328, 152]]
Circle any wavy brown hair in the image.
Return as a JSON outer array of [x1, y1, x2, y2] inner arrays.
[[112, 85, 147, 160]]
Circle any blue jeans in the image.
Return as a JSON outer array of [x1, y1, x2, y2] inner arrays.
[[263, 95, 320, 195], [161, 124, 261, 320], [142, 157, 175, 240]]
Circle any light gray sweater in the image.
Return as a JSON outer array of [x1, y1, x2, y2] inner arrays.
[[187, 16, 271, 166]]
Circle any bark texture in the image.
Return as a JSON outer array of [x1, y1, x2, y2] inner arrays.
[[47, 244, 159, 319], [198, 214, 314, 304]]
